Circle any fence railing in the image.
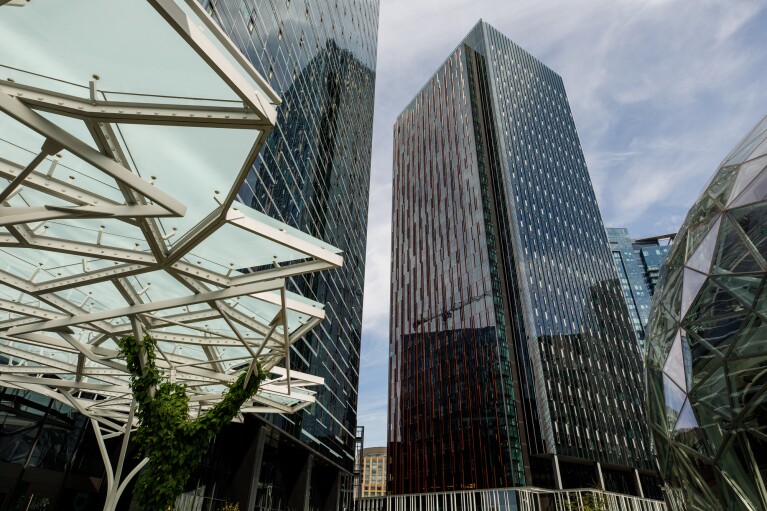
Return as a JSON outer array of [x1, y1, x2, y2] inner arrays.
[[357, 487, 667, 511]]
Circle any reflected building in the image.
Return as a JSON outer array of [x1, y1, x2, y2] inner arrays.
[[646, 114, 767, 511], [607, 228, 674, 348], [194, 1, 379, 509], [389, 20, 659, 498]]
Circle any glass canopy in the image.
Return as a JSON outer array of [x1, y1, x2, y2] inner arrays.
[[0, 0, 341, 434]]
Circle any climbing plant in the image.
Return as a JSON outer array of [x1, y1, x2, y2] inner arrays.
[[118, 334, 265, 511], [565, 491, 610, 511]]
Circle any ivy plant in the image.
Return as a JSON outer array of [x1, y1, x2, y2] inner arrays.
[[118, 334, 265, 511], [565, 491, 610, 511]]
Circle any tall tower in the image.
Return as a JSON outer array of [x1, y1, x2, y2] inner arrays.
[[389, 21, 657, 497], [607, 227, 673, 349], [198, 0, 379, 508]]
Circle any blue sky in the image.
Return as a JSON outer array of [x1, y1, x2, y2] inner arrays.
[[358, 0, 767, 448]]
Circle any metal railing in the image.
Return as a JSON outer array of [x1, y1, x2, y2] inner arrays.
[[358, 487, 667, 511]]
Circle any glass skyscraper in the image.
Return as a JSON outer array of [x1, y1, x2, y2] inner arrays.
[[607, 228, 673, 347], [389, 21, 658, 497], [194, 1, 379, 509]]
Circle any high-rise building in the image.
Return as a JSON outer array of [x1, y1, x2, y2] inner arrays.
[[607, 228, 673, 347], [633, 235, 674, 295], [193, 1, 379, 509], [389, 21, 659, 498]]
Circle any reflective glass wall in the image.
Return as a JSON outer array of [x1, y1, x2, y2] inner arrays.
[[390, 40, 525, 493], [0, 387, 106, 511], [199, 0, 379, 499], [390, 21, 657, 497]]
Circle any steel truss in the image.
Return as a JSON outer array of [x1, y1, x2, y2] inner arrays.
[[0, 1, 339, 508]]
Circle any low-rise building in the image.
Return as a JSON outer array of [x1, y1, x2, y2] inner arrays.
[[361, 447, 387, 497]]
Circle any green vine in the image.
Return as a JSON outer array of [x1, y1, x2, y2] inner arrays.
[[118, 335, 265, 511], [565, 491, 610, 511]]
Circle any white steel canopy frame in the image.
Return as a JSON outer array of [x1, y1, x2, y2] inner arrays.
[[0, 1, 341, 505]]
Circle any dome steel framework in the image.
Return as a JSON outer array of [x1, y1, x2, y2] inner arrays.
[[646, 115, 767, 511]]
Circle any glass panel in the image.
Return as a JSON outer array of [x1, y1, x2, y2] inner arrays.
[[745, 131, 767, 164], [188, 222, 313, 273], [680, 268, 707, 319], [674, 399, 698, 432], [727, 154, 767, 206], [711, 274, 762, 309], [0, 112, 47, 168], [722, 119, 767, 166], [665, 230, 687, 270], [706, 164, 739, 206], [32, 115, 126, 203], [0, 0, 246, 103], [685, 216, 721, 274], [659, 268, 684, 320], [53, 281, 130, 314], [42, 217, 150, 253], [730, 166, 767, 209], [0, 416, 39, 464], [0, 246, 137, 284], [663, 330, 687, 391], [732, 202, 767, 264], [727, 354, 767, 416], [128, 270, 204, 303], [174, 0, 277, 105], [686, 280, 748, 325], [717, 435, 766, 511], [116, 123, 259, 239], [671, 404, 708, 456], [686, 411, 727, 466], [712, 215, 763, 275], [646, 323, 677, 368], [688, 329, 719, 394], [684, 198, 721, 249], [736, 423, 767, 500], [647, 366, 667, 432], [233, 206, 342, 255], [686, 312, 747, 355], [663, 373, 687, 433]]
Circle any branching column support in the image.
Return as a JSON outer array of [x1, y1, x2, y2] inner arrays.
[[89, 317, 154, 511], [91, 402, 149, 511]]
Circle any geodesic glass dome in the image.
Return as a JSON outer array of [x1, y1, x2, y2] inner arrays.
[[645, 115, 767, 511]]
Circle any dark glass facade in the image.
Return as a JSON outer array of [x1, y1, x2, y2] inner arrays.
[[0, 386, 109, 511], [607, 228, 673, 347], [390, 21, 657, 496], [195, 0, 379, 507]]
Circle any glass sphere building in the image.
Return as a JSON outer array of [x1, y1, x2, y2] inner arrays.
[[645, 115, 767, 511]]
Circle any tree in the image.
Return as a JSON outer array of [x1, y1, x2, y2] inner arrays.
[[118, 334, 265, 511]]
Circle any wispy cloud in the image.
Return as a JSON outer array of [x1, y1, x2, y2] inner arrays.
[[358, 0, 767, 447]]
